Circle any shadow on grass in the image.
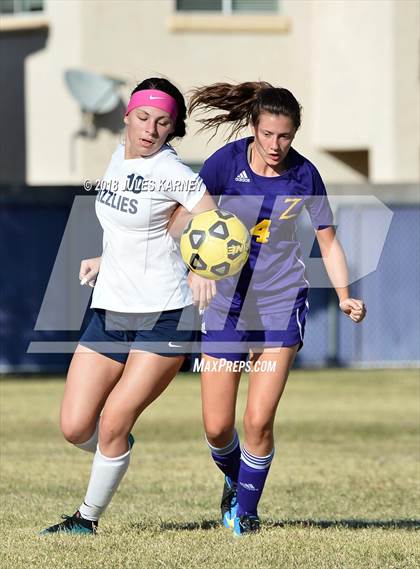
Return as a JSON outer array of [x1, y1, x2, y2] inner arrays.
[[129, 520, 220, 532], [129, 518, 420, 532], [265, 519, 420, 531]]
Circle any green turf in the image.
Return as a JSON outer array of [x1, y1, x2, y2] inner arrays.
[[1, 369, 419, 569]]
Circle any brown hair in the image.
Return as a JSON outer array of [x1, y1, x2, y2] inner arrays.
[[188, 81, 302, 140]]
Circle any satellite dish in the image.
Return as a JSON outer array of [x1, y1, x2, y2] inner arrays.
[[65, 69, 123, 114]]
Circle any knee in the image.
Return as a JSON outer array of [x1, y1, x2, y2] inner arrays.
[[243, 410, 273, 444], [205, 420, 235, 448], [60, 419, 92, 445], [98, 412, 130, 447]]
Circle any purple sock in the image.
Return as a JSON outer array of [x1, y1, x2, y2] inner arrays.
[[207, 430, 241, 484], [236, 446, 275, 517]]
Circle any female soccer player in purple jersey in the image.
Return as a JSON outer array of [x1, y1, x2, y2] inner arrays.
[[40, 78, 215, 535], [188, 82, 367, 535]]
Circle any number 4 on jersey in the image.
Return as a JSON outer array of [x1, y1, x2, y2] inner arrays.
[[250, 198, 303, 243], [250, 219, 271, 243]]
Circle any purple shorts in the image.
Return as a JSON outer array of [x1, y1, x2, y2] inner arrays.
[[201, 302, 309, 362]]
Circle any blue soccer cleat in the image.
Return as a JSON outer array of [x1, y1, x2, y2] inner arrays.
[[233, 514, 260, 537], [39, 511, 97, 535], [221, 476, 237, 529]]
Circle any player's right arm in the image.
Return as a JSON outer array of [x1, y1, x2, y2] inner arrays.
[[167, 191, 217, 312], [79, 257, 101, 287], [167, 191, 215, 238], [188, 270, 216, 313], [168, 152, 221, 310], [167, 150, 221, 239]]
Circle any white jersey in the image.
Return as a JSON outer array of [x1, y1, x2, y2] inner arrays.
[[91, 143, 206, 313]]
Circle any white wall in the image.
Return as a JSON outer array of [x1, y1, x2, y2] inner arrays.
[[78, 0, 363, 182], [21, 0, 419, 185], [394, 0, 420, 182], [312, 0, 419, 183], [25, 0, 83, 184]]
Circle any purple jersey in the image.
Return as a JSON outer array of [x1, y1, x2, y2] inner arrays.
[[199, 137, 333, 314]]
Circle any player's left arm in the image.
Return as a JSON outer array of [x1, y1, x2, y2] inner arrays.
[[316, 226, 367, 323], [167, 191, 216, 239]]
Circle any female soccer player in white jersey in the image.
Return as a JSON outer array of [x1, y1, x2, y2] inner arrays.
[[40, 77, 215, 535], [187, 82, 367, 536]]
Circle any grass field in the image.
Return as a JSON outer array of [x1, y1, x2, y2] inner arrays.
[[1, 369, 419, 569]]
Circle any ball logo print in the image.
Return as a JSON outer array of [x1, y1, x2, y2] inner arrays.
[[180, 209, 250, 280]]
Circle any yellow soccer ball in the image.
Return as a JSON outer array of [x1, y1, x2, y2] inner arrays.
[[180, 209, 250, 280]]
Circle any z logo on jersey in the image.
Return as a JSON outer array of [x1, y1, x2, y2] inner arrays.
[[279, 198, 303, 220]]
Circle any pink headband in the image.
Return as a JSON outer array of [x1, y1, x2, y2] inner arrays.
[[125, 89, 178, 121]]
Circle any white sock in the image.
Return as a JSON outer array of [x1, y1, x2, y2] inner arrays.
[[78, 446, 131, 521], [74, 422, 99, 453]]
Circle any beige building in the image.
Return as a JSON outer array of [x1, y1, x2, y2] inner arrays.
[[1, 0, 419, 185]]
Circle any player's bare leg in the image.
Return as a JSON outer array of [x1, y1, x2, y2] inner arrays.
[[41, 349, 184, 535], [60, 344, 125, 446], [40, 345, 126, 535], [98, 350, 185, 457], [244, 344, 299, 455], [201, 354, 241, 448], [43, 350, 186, 532]]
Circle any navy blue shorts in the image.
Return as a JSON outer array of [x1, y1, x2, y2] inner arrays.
[[79, 305, 199, 363], [201, 303, 309, 362]]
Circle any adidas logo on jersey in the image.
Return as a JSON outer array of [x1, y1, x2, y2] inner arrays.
[[235, 170, 250, 183]]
